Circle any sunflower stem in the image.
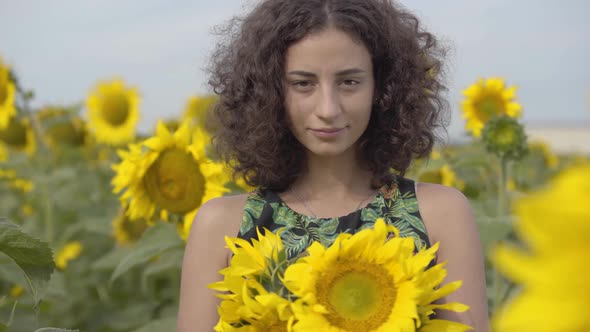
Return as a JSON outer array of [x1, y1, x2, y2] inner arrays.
[[43, 184, 55, 243]]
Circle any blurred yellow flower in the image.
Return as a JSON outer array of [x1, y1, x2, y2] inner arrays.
[[0, 168, 16, 178], [112, 122, 229, 225], [506, 178, 517, 192], [430, 149, 442, 160], [37, 106, 87, 149], [9, 178, 34, 193], [462, 77, 522, 137], [156, 119, 180, 134], [10, 285, 24, 298], [0, 58, 17, 130], [21, 204, 33, 216], [0, 141, 7, 161], [112, 210, 148, 246], [529, 140, 559, 169], [418, 164, 465, 190], [182, 95, 217, 126], [86, 78, 140, 145], [55, 241, 83, 270], [493, 164, 590, 332], [0, 117, 36, 156]]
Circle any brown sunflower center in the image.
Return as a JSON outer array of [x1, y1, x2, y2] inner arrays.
[[0, 119, 28, 148], [476, 96, 505, 122], [315, 260, 396, 331], [101, 93, 130, 126], [143, 148, 205, 214]]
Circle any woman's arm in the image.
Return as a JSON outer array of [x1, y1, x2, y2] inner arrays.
[[417, 183, 490, 332], [177, 197, 231, 331]]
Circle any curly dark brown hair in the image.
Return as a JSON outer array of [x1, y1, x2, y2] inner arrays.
[[206, 0, 449, 192]]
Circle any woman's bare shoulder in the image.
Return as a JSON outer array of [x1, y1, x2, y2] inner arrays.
[[192, 193, 249, 238], [415, 182, 475, 243]]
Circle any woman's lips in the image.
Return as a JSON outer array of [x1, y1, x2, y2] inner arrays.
[[309, 127, 345, 138]]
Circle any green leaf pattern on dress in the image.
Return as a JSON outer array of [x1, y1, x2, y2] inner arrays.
[[240, 193, 265, 235], [238, 177, 429, 258]]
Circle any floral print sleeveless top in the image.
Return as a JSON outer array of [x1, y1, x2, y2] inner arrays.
[[238, 176, 432, 261]]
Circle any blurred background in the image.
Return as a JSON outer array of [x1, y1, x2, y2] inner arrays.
[[0, 1, 589, 331], [1, 0, 589, 145]]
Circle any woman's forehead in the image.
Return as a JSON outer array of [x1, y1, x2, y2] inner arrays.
[[284, 27, 372, 74]]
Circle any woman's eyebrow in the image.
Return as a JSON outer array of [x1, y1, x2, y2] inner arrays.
[[286, 68, 367, 77]]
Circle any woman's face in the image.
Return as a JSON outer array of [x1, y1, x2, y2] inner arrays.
[[283, 27, 375, 157]]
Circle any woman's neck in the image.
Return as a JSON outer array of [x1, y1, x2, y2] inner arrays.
[[289, 149, 375, 201]]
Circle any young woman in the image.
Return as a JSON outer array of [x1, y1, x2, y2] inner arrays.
[[178, 0, 489, 331]]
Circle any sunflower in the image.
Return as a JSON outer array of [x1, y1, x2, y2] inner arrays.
[[112, 121, 229, 224], [86, 78, 140, 145], [462, 77, 522, 137], [0, 58, 17, 130], [492, 164, 590, 332], [156, 119, 181, 134], [0, 117, 36, 156], [209, 228, 294, 330], [481, 115, 528, 160], [37, 106, 87, 149], [284, 218, 471, 332], [55, 241, 83, 270], [112, 209, 149, 246], [182, 95, 218, 126], [418, 165, 465, 190]]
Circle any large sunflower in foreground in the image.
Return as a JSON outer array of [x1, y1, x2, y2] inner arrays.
[[284, 219, 471, 332], [0, 117, 36, 156], [209, 228, 295, 331], [112, 121, 229, 226], [492, 164, 590, 332], [86, 78, 140, 145], [461, 77, 522, 137], [0, 58, 17, 130]]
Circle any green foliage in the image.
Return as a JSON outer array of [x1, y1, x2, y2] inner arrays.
[[0, 219, 55, 309]]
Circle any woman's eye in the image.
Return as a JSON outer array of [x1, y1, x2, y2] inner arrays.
[[293, 81, 311, 87], [341, 79, 359, 86], [291, 81, 315, 91]]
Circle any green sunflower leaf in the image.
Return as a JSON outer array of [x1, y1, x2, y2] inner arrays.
[[0, 218, 55, 311], [110, 222, 183, 284]]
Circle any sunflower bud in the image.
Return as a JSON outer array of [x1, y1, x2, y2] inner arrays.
[[481, 115, 528, 160]]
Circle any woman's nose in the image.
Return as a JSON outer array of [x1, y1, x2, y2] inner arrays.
[[315, 85, 341, 120]]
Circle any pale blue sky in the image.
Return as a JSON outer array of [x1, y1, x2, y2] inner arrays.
[[1, 0, 589, 140]]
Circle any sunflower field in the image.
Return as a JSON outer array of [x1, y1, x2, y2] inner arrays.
[[1, 54, 589, 332]]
